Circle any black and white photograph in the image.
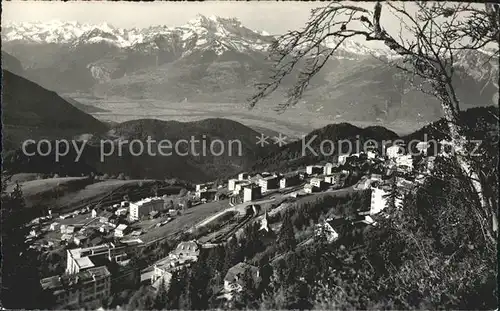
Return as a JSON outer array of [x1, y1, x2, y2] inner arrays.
[[1, 0, 498, 310]]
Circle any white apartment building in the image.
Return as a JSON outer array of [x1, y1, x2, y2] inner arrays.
[[129, 197, 164, 221], [337, 155, 348, 165], [258, 176, 279, 193], [234, 182, 250, 195], [41, 266, 111, 309], [306, 165, 323, 175], [66, 243, 126, 275], [114, 224, 129, 238], [280, 175, 300, 189], [368, 186, 403, 215], [396, 154, 414, 171], [323, 163, 336, 175], [310, 177, 324, 188], [416, 141, 430, 155], [195, 182, 214, 192], [228, 179, 239, 191], [304, 184, 318, 194], [243, 185, 261, 202], [238, 172, 249, 180], [367, 151, 377, 159], [386, 145, 405, 159]]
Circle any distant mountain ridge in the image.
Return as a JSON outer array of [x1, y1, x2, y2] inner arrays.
[[250, 122, 399, 173], [250, 106, 499, 174], [2, 17, 498, 126]]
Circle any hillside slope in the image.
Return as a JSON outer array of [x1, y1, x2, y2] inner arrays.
[[1, 70, 108, 151], [3, 117, 276, 182], [251, 123, 399, 172]]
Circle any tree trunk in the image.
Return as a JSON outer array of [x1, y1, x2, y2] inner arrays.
[[437, 82, 498, 245]]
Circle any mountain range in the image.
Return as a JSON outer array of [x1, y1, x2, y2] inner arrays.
[[2, 66, 498, 182], [2, 16, 498, 126]]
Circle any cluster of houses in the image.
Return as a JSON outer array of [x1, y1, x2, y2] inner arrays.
[[144, 239, 263, 302], [41, 241, 142, 309], [36, 195, 185, 250], [197, 172, 303, 205], [35, 139, 443, 309]]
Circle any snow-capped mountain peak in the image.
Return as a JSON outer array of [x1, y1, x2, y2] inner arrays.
[[2, 16, 275, 54]]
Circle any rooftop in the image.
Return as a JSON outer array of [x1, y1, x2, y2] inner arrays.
[[175, 240, 200, 253], [133, 197, 164, 206], [75, 256, 95, 270], [69, 266, 111, 285], [116, 224, 128, 230], [41, 275, 62, 290], [41, 266, 111, 290], [260, 175, 278, 181], [68, 243, 114, 258], [243, 184, 261, 189], [225, 262, 260, 284]]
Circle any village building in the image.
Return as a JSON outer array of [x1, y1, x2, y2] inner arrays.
[[238, 172, 249, 180], [50, 222, 61, 231], [323, 162, 339, 175], [395, 154, 414, 171], [234, 182, 251, 195], [40, 266, 111, 309], [60, 225, 75, 235], [243, 185, 261, 202], [306, 165, 323, 175], [115, 208, 128, 216], [386, 144, 406, 159], [337, 154, 348, 165], [304, 184, 318, 194], [310, 177, 328, 190], [114, 224, 129, 238], [196, 182, 214, 192], [61, 233, 73, 242], [66, 243, 127, 275], [73, 235, 89, 246], [367, 150, 377, 159], [352, 215, 376, 226], [171, 241, 201, 260], [280, 174, 300, 189], [324, 172, 342, 185], [258, 175, 279, 193], [315, 221, 339, 243], [196, 189, 217, 201], [363, 185, 403, 216], [128, 197, 164, 221], [227, 179, 239, 191], [98, 211, 114, 223], [223, 262, 260, 299], [416, 141, 431, 156], [151, 271, 173, 291]]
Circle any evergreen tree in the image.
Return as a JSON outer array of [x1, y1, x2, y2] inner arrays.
[[235, 268, 258, 309], [154, 278, 168, 310], [0, 181, 44, 309], [166, 269, 187, 309], [277, 210, 296, 253], [223, 235, 240, 272], [383, 175, 403, 212]]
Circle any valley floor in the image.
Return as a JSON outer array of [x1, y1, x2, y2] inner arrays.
[[68, 95, 427, 137]]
